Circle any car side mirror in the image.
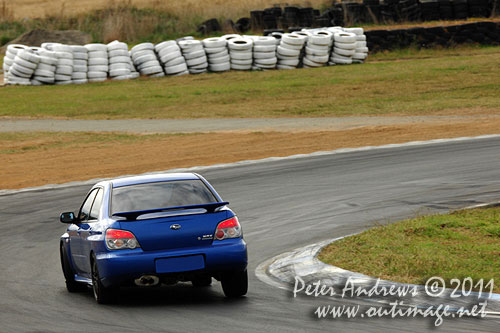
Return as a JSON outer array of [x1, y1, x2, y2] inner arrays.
[[60, 212, 77, 224]]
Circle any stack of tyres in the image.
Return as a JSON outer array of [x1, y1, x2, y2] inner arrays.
[[293, 30, 313, 66], [251, 36, 277, 70], [86, 44, 109, 83], [438, 0, 455, 19], [303, 31, 333, 68], [52, 44, 74, 85], [250, 10, 264, 30], [277, 33, 307, 70], [202, 37, 231, 73], [467, 0, 490, 17], [131, 43, 164, 78], [298, 7, 315, 27], [129, 51, 140, 79], [419, 0, 441, 21], [70, 45, 88, 84], [452, 0, 469, 19], [8, 48, 40, 85], [269, 32, 284, 46], [398, 0, 421, 21], [2, 45, 27, 84], [108, 41, 132, 80], [345, 28, 369, 63], [330, 32, 357, 65], [32, 49, 58, 85], [284, 6, 300, 27], [155, 41, 189, 76], [179, 40, 208, 74], [228, 38, 254, 70]]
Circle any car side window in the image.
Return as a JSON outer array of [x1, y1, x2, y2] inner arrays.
[[89, 189, 103, 221], [78, 189, 98, 222]]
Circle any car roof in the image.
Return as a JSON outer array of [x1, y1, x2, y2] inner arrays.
[[110, 173, 200, 188]]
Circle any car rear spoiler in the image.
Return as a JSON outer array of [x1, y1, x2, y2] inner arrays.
[[112, 201, 229, 221]]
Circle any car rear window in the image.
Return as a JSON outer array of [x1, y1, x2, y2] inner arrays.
[[111, 180, 217, 214]]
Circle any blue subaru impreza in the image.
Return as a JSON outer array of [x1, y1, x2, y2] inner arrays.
[[59, 173, 248, 303]]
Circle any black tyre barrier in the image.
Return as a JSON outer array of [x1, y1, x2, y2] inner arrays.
[[366, 21, 500, 52], [230, 1, 499, 35]]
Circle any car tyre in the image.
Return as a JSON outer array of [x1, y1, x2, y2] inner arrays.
[[91, 254, 116, 304], [221, 270, 248, 298], [192, 275, 212, 287], [60, 245, 86, 292]]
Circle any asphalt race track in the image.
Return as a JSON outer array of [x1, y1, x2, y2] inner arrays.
[[1, 137, 500, 332]]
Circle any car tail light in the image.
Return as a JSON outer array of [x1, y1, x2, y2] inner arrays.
[[105, 229, 140, 250], [214, 216, 242, 240]]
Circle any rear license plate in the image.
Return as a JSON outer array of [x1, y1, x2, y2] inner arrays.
[[155, 255, 205, 273]]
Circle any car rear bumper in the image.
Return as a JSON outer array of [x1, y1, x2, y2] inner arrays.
[[95, 238, 247, 287]]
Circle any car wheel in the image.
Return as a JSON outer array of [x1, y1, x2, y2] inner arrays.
[[91, 255, 116, 304], [60, 245, 86, 292], [192, 275, 212, 287], [221, 269, 248, 298]]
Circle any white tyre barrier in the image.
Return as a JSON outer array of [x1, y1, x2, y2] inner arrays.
[[88, 58, 108, 66], [253, 37, 277, 70], [333, 47, 356, 57], [2, 25, 368, 86], [276, 64, 295, 70], [160, 50, 183, 64], [131, 42, 163, 77], [109, 56, 130, 64], [179, 40, 207, 74], [282, 33, 307, 45], [7, 49, 41, 85], [334, 41, 357, 50], [73, 79, 89, 85], [88, 65, 109, 72], [204, 37, 230, 73], [131, 43, 154, 53], [301, 30, 333, 68], [277, 34, 306, 69], [203, 37, 226, 48], [204, 46, 227, 54], [165, 56, 186, 67], [165, 63, 188, 75], [85, 43, 108, 82], [209, 62, 231, 72], [228, 38, 253, 70], [108, 41, 132, 80], [333, 32, 357, 44], [229, 51, 252, 60], [277, 46, 300, 57], [71, 72, 87, 80]]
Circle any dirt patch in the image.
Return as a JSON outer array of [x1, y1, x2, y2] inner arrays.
[[0, 29, 91, 54], [2, 119, 500, 190]]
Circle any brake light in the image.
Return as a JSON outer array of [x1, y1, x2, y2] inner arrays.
[[214, 216, 242, 240], [105, 229, 140, 250]]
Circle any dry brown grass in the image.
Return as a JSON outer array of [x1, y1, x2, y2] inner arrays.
[[0, 0, 14, 22], [7, 0, 328, 20], [3, 118, 500, 189]]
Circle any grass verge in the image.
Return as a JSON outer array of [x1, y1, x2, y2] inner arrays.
[[318, 207, 500, 293], [0, 45, 499, 119]]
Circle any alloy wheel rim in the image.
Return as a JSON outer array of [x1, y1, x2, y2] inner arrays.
[[92, 261, 99, 299]]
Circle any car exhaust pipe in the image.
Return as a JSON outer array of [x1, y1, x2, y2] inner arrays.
[[134, 275, 160, 287]]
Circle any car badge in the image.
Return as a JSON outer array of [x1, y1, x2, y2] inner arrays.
[[170, 224, 181, 230]]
